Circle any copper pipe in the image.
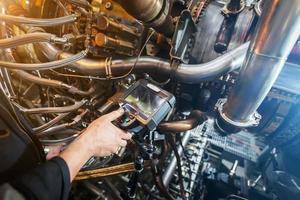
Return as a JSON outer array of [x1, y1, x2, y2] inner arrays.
[[157, 110, 207, 133]]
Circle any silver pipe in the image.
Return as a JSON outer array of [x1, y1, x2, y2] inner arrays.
[[0, 48, 88, 70], [36, 109, 88, 137], [33, 113, 70, 133], [118, 0, 174, 37], [12, 69, 95, 96], [162, 130, 192, 186], [12, 69, 71, 89], [0, 14, 77, 27], [217, 0, 300, 132], [0, 33, 67, 49], [34, 42, 249, 82], [176, 42, 249, 83], [12, 99, 87, 114]]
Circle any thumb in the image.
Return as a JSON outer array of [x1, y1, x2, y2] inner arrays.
[[105, 108, 124, 121]]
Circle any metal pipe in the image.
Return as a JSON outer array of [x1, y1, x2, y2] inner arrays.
[[162, 130, 191, 186], [12, 99, 87, 114], [12, 69, 95, 96], [33, 113, 70, 133], [157, 110, 207, 133], [118, 0, 174, 37], [36, 109, 88, 137], [0, 48, 88, 70], [34, 42, 249, 82], [0, 14, 77, 27], [175, 42, 249, 83], [0, 33, 67, 49], [12, 69, 71, 89], [217, 0, 300, 132]]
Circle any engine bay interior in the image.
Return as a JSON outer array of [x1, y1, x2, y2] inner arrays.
[[0, 0, 300, 199]]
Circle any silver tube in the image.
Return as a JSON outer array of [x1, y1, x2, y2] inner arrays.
[[162, 130, 192, 186], [12, 99, 87, 114], [0, 33, 68, 49], [12, 69, 71, 89], [34, 42, 248, 82], [0, 33, 52, 49], [218, 0, 300, 131], [0, 14, 77, 27], [12, 69, 95, 96], [176, 42, 249, 83], [0, 48, 88, 70], [33, 113, 70, 133]]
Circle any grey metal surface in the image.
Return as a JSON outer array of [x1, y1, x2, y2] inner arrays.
[[223, 0, 300, 125]]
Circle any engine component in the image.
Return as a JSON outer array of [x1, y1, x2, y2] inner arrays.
[[217, 0, 300, 133], [118, 0, 174, 37], [1, 0, 300, 200]]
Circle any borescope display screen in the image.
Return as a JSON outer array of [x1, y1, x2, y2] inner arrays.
[[124, 85, 165, 118]]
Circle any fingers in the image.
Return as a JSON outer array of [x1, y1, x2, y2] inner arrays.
[[119, 132, 132, 140], [119, 139, 127, 147], [104, 108, 124, 121]]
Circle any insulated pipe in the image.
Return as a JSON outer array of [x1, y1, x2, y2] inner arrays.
[[217, 0, 300, 133], [0, 14, 77, 27]]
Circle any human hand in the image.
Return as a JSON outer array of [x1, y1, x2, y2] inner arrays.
[[82, 109, 132, 157]]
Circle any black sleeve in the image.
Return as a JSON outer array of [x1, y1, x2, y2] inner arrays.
[[10, 157, 71, 200]]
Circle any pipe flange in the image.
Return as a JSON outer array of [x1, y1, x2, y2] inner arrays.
[[147, 0, 170, 28], [222, 0, 246, 16], [216, 99, 261, 133], [254, 0, 264, 17]]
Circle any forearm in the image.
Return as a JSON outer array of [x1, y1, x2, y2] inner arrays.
[[59, 132, 93, 182]]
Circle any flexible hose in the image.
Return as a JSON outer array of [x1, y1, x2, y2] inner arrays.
[[0, 14, 77, 27], [12, 69, 95, 96], [0, 33, 61, 49], [12, 69, 71, 89], [12, 99, 87, 114], [0, 48, 88, 70]]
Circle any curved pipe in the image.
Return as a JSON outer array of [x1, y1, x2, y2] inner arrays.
[[157, 110, 207, 133], [12, 69, 95, 96], [34, 42, 249, 83], [0, 33, 62, 49], [175, 42, 249, 83], [12, 69, 71, 89], [12, 99, 87, 114], [33, 113, 70, 133], [0, 14, 77, 27], [0, 48, 88, 70]]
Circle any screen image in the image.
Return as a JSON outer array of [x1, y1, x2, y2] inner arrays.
[[125, 85, 165, 117]]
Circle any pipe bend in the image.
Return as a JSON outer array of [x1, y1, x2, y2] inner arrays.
[[157, 110, 207, 133], [175, 42, 249, 83], [35, 41, 248, 83]]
